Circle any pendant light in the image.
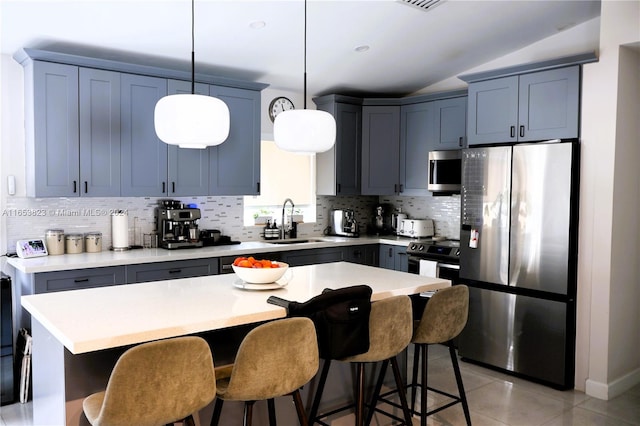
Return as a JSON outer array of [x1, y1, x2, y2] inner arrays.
[[154, 0, 230, 149], [273, 0, 336, 155]]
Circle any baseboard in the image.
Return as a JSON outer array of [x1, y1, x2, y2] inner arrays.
[[586, 367, 640, 400]]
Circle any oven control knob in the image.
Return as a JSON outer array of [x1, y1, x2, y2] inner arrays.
[[455, 249, 460, 257], [418, 244, 425, 251]]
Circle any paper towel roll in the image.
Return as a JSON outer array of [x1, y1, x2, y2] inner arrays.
[[111, 211, 129, 250], [419, 259, 438, 277]]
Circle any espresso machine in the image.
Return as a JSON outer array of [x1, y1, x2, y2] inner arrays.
[[155, 200, 203, 249], [330, 209, 359, 237]]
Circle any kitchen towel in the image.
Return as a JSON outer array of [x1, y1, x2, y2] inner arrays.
[[419, 259, 438, 277], [111, 211, 129, 250]]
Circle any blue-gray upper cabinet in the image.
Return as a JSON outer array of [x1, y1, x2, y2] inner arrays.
[[28, 61, 79, 197], [79, 68, 121, 196], [432, 96, 467, 150], [361, 105, 401, 195], [314, 96, 362, 196], [209, 86, 261, 195], [399, 102, 433, 196], [25, 62, 121, 197], [467, 66, 579, 145], [120, 73, 168, 197], [166, 79, 210, 196]]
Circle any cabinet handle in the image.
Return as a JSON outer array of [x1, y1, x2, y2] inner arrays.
[[388, 248, 393, 258], [84, 181, 88, 193], [459, 137, 463, 147], [519, 125, 525, 138], [394, 184, 398, 193], [222, 264, 233, 271], [337, 183, 341, 193], [168, 269, 182, 274], [162, 182, 166, 193], [399, 184, 404, 193], [74, 278, 89, 283], [256, 182, 260, 193], [510, 126, 516, 138], [172, 182, 176, 193], [73, 181, 77, 193]]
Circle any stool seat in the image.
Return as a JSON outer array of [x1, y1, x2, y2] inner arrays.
[[83, 336, 216, 426]]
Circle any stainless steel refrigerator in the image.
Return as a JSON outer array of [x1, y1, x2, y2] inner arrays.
[[458, 140, 579, 389]]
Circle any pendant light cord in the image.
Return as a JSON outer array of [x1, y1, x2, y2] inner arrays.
[[303, 0, 307, 109], [191, 0, 195, 95]]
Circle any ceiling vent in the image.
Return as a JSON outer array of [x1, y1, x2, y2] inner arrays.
[[398, 0, 446, 12]]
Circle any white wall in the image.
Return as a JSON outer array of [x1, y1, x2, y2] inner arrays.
[[579, 0, 640, 400]]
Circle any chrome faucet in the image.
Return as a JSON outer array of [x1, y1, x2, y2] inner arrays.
[[281, 198, 295, 239]]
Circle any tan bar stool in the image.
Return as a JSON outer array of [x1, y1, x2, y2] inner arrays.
[[209, 317, 319, 426], [310, 295, 414, 426], [82, 336, 216, 426], [410, 285, 472, 425]]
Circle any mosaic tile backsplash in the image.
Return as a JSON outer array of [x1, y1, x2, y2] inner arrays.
[[4, 194, 460, 252]]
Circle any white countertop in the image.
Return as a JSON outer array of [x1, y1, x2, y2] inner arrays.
[[21, 261, 450, 354], [7, 235, 414, 273]]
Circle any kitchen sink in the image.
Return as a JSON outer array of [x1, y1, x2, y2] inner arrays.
[[267, 238, 326, 245]]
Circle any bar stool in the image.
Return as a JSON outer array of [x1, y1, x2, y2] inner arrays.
[[82, 336, 216, 426], [210, 317, 319, 426], [410, 285, 472, 425], [309, 295, 414, 426]]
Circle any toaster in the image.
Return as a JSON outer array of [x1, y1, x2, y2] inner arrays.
[[397, 219, 434, 238]]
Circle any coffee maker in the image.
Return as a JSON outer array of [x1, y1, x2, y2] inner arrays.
[[155, 200, 203, 249], [330, 209, 359, 237]]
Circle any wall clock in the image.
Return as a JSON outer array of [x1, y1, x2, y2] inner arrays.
[[268, 97, 295, 122]]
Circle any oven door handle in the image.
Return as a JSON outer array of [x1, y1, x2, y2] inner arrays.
[[437, 263, 460, 270]]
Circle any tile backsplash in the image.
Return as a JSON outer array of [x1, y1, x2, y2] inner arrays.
[[4, 194, 460, 253]]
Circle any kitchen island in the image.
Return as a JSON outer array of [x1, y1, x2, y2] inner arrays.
[[22, 261, 450, 426]]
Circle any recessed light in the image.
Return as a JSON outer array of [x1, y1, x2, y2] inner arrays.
[[250, 21, 266, 29], [354, 45, 370, 53]]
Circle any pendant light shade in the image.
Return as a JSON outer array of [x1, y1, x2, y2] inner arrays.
[[273, 109, 336, 154], [154, 0, 230, 149], [274, 0, 336, 154], [155, 94, 230, 149]]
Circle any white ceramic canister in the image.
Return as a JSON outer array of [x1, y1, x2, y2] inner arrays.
[[45, 229, 65, 255], [65, 234, 84, 254], [84, 232, 102, 253]]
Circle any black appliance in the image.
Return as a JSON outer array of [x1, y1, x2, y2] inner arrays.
[[1, 273, 15, 405], [428, 150, 461, 194], [406, 239, 461, 283], [457, 140, 579, 389]]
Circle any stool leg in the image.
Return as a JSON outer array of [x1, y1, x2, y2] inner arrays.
[[243, 401, 255, 426], [267, 399, 277, 426], [411, 344, 421, 415], [420, 344, 429, 426], [449, 343, 472, 426], [390, 356, 414, 425], [292, 389, 309, 426], [355, 362, 366, 426], [210, 398, 224, 426], [365, 359, 389, 425], [308, 359, 332, 424]]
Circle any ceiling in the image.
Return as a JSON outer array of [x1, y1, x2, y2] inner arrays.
[[1, 0, 601, 97]]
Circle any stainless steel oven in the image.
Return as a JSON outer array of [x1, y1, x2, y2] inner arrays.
[[406, 239, 460, 282]]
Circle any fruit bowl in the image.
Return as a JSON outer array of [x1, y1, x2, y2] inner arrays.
[[232, 262, 289, 284]]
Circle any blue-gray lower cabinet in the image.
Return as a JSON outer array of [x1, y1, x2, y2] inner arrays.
[[209, 86, 261, 195], [343, 244, 379, 266], [281, 248, 345, 267], [120, 73, 168, 197], [379, 244, 408, 272], [33, 266, 126, 294], [125, 258, 220, 284]]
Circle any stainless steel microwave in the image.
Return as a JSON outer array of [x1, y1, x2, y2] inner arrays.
[[428, 150, 461, 194]]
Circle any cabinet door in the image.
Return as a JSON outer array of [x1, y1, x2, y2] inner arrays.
[[433, 97, 467, 150], [79, 68, 121, 196], [467, 76, 519, 145], [31, 61, 79, 197], [400, 102, 432, 196], [316, 102, 362, 195], [34, 267, 125, 294], [518, 66, 579, 141], [126, 259, 219, 284], [166, 80, 210, 196], [282, 248, 344, 267], [344, 245, 378, 266], [361, 105, 401, 195], [378, 244, 408, 271], [121, 73, 168, 196], [209, 86, 261, 195]]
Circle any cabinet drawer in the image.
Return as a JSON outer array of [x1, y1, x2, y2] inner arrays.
[[283, 248, 344, 267], [126, 258, 219, 283], [34, 266, 126, 293]]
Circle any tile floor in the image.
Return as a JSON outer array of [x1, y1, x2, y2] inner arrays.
[[1, 344, 638, 426]]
